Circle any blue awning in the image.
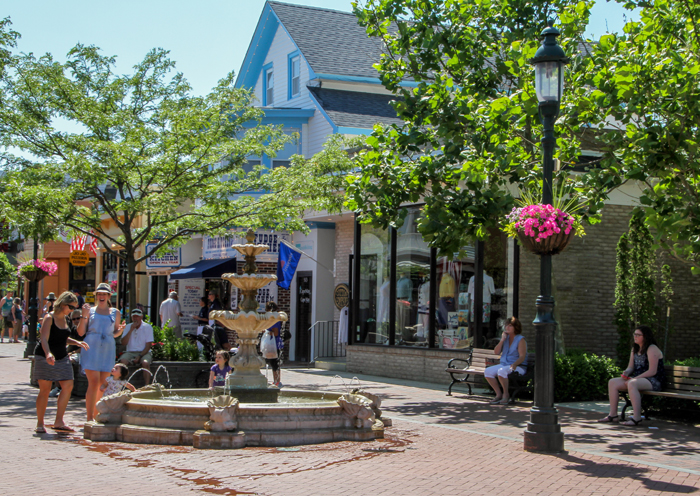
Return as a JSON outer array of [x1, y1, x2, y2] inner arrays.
[[169, 257, 237, 280]]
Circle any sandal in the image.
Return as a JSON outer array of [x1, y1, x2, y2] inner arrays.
[[489, 397, 503, 405], [34, 426, 46, 433], [498, 398, 511, 405], [51, 425, 75, 432], [597, 415, 619, 423], [620, 418, 643, 426]]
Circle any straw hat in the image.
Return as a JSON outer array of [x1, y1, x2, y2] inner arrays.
[[95, 282, 113, 294], [45, 292, 57, 301]]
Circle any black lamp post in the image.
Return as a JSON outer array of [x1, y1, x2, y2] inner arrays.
[[523, 22, 569, 453], [23, 237, 39, 359]]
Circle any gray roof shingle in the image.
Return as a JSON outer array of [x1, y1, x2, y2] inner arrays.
[[269, 1, 390, 79], [308, 87, 403, 129]]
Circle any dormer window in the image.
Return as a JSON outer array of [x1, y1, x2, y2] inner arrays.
[[263, 64, 274, 106], [288, 53, 300, 99]]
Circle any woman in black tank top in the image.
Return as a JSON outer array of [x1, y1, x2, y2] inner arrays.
[[34, 291, 89, 434]]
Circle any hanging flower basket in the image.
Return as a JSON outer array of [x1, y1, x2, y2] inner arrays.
[[17, 259, 58, 281], [21, 269, 48, 282], [518, 230, 574, 256]]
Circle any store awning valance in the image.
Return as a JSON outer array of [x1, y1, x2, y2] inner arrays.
[[169, 257, 237, 280]]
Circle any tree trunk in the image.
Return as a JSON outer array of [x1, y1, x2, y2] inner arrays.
[[126, 254, 138, 321]]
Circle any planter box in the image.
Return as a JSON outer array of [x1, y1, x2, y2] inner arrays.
[[518, 230, 573, 256]]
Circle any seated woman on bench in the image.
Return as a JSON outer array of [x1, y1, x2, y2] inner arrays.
[[599, 325, 665, 426], [485, 317, 527, 405]]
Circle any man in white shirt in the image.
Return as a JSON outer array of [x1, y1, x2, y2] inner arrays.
[[120, 309, 154, 384], [160, 291, 183, 338]]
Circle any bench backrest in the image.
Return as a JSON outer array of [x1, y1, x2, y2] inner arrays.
[[662, 365, 700, 394], [469, 348, 536, 371]]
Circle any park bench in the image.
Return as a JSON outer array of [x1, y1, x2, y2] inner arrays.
[[621, 364, 700, 420], [446, 348, 536, 404]]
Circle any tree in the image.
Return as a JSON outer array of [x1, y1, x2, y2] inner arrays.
[[347, 0, 597, 254], [0, 21, 356, 312], [570, 0, 700, 273]]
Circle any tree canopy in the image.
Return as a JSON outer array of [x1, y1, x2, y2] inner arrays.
[[568, 0, 700, 273], [347, 0, 596, 255], [0, 19, 356, 310]]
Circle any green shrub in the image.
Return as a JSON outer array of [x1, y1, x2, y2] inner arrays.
[[672, 357, 700, 367], [554, 352, 621, 402], [150, 324, 200, 362]]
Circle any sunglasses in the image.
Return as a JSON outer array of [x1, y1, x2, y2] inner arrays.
[[67, 304, 77, 310], [72, 317, 82, 322]]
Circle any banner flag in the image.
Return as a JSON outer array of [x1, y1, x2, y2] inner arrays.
[[276, 242, 301, 290]]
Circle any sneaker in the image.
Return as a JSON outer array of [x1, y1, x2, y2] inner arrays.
[[276, 382, 283, 388], [49, 387, 61, 397]]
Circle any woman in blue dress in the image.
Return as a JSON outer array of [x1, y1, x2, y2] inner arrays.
[[484, 316, 527, 405], [77, 283, 124, 422]]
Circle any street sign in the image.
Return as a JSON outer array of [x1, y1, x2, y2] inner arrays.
[[69, 250, 90, 266]]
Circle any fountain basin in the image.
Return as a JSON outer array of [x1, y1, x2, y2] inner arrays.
[[84, 388, 385, 449]]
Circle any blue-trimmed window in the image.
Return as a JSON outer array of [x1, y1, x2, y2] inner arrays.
[[263, 63, 274, 106], [288, 51, 300, 100]]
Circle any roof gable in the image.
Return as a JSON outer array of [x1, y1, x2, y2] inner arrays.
[[268, 1, 388, 80]]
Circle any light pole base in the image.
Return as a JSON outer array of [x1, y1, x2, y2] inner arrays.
[[523, 407, 565, 452]]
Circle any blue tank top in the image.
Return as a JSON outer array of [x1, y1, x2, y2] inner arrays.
[[1, 298, 12, 316], [500, 334, 527, 368]]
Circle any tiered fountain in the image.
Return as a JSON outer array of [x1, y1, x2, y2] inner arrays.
[[84, 229, 386, 449]]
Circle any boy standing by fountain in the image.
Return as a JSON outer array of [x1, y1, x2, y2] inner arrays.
[[119, 309, 154, 385]]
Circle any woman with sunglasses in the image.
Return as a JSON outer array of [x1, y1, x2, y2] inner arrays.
[[599, 325, 665, 426], [78, 282, 125, 422], [34, 291, 89, 433]]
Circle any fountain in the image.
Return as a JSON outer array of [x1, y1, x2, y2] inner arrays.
[[83, 229, 386, 449]]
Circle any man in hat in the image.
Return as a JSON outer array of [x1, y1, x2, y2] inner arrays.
[[159, 291, 183, 338], [120, 309, 154, 384], [41, 292, 57, 320]]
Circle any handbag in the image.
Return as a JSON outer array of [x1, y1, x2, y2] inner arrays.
[[260, 331, 278, 359]]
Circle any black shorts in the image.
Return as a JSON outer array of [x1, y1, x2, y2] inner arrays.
[[265, 356, 279, 371]]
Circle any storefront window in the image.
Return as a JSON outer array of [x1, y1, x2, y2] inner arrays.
[[394, 207, 430, 347], [358, 225, 390, 344], [353, 209, 515, 350]]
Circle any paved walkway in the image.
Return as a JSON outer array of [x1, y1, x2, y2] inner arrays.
[[2, 342, 700, 495]]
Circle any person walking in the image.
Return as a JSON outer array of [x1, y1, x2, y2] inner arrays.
[[34, 291, 89, 433], [159, 291, 183, 338], [11, 298, 24, 343], [78, 282, 125, 422], [0, 291, 14, 343], [41, 293, 56, 319]]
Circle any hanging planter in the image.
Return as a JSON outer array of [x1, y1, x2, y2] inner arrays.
[[517, 230, 574, 256], [17, 259, 58, 281], [21, 269, 48, 282]]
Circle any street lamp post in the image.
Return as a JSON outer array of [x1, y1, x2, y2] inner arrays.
[[523, 22, 569, 453], [23, 237, 39, 359]]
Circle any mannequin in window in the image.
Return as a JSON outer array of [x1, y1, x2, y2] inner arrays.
[[438, 270, 456, 327], [468, 271, 496, 324], [417, 274, 430, 338], [396, 271, 413, 341]]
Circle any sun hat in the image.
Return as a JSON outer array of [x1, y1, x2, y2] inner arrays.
[[45, 292, 57, 301], [131, 309, 143, 316], [95, 282, 113, 294]]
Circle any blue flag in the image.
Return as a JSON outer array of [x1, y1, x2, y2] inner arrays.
[[277, 242, 301, 289]]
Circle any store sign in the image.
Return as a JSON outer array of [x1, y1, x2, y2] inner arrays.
[[69, 250, 90, 266], [86, 291, 95, 304], [180, 279, 205, 335], [230, 284, 277, 312], [145, 243, 181, 268], [203, 230, 290, 262], [333, 283, 350, 310]]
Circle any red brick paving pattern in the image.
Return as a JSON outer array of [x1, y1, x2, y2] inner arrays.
[[2, 343, 700, 495]]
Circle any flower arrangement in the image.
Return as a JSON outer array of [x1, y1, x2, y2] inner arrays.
[[17, 259, 58, 279], [503, 182, 585, 249], [109, 280, 118, 291], [505, 204, 583, 242]]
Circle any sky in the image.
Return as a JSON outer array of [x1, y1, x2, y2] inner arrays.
[[4, 0, 635, 96]]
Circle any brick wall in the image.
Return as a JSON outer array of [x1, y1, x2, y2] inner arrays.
[[346, 344, 471, 384], [518, 204, 700, 360]]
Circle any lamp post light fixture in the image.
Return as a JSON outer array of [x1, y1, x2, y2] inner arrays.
[[523, 21, 569, 453]]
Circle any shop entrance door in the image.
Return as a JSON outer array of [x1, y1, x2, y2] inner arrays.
[[295, 271, 313, 363]]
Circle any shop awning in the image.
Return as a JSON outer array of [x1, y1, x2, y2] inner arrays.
[[169, 257, 237, 280]]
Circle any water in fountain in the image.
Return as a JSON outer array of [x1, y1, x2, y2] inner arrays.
[[152, 364, 171, 388]]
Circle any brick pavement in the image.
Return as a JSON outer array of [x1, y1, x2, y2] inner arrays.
[[2, 342, 700, 495]]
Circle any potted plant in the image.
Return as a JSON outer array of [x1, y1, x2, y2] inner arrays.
[[17, 259, 58, 281], [504, 183, 585, 256]]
